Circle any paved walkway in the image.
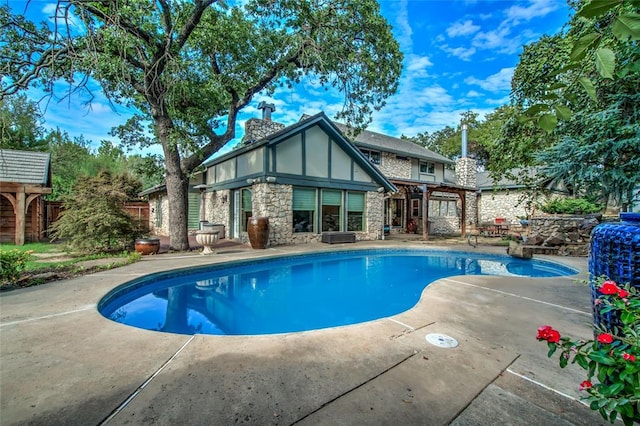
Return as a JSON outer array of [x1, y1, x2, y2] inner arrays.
[[0, 240, 606, 425]]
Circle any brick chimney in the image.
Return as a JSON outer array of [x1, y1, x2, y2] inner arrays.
[[242, 102, 285, 145]]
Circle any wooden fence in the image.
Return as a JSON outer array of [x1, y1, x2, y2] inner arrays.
[[46, 201, 150, 234]]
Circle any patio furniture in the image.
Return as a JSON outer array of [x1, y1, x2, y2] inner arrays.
[[322, 231, 356, 244]]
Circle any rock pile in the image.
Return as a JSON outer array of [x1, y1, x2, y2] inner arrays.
[[525, 215, 601, 256]]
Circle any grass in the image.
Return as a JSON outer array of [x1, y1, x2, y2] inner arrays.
[[1, 242, 141, 289]]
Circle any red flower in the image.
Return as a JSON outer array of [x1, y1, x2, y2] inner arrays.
[[617, 288, 629, 298], [536, 325, 560, 343], [623, 353, 636, 362], [597, 333, 614, 344], [599, 281, 619, 295], [579, 380, 593, 391]]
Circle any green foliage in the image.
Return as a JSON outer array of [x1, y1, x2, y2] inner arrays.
[[539, 197, 603, 214], [517, 0, 640, 131], [404, 110, 499, 167], [50, 170, 144, 254], [537, 278, 640, 425], [0, 249, 33, 283], [0, 94, 47, 150]]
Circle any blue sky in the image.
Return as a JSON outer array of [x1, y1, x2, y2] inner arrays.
[[15, 0, 572, 156]]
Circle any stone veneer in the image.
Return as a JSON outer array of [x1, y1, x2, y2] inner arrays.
[[201, 184, 383, 247], [455, 157, 478, 229], [377, 152, 411, 179], [243, 118, 285, 143]]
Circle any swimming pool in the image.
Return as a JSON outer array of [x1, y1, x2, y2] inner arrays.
[[98, 249, 577, 336]]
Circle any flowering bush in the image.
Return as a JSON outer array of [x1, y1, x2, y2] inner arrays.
[[537, 278, 639, 425]]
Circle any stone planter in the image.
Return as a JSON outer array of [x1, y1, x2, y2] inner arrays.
[[247, 216, 269, 249], [195, 230, 219, 255], [134, 238, 160, 255]]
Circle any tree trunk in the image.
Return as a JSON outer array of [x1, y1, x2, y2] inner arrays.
[[156, 113, 191, 251], [165, 170, 190, 251]]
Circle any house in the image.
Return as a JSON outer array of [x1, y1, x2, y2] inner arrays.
[[144, 104, 478, 245], [144, 109, 399, 245], [0, 149, 52, 245]]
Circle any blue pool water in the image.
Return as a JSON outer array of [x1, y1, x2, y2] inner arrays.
[[98, 249, 577, 336]]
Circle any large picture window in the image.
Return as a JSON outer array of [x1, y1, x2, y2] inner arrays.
[[347, 192, 365, 231], [241, 188, 252, 231], [321, 190, 342, 232], [293, 187, 316, 233]]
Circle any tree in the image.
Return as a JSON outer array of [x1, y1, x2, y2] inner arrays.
[[404, 110, 499, 168], [0, 94, 47, 150], [50, 170, 143, 254], [1, 0, 403, 250], [519, 0, 640, 131], [509, 0, 640, 210]]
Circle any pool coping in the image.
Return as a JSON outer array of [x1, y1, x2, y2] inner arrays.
[[0, 241, 604, 425]]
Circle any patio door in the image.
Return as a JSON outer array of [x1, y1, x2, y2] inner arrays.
[[391, 198, 405, 228]]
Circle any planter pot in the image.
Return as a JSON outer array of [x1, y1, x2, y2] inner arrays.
[[134, 238, 160, 255], [195, 230, 219, 255], [247, 216, 269, 249], [588, 212, 640, 331]]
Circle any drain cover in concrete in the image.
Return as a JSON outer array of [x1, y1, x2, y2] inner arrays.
[[426, 333, 458, 348]]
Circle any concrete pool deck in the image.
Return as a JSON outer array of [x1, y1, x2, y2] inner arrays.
[[0, 241, 607, 425]]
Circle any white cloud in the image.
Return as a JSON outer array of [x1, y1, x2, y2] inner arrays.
[[466, 90, 483, 98], [42, 3, 84, 33], [465, 67, 515, 93], [446, 20, 480, 38], [506, 0, 560, 24], [393, 0, 413, 51], [441, 45, 476, 61]]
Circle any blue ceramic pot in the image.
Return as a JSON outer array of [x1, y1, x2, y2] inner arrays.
[[588, 213, 640, 330]]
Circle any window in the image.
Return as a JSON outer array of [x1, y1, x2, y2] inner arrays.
[[420, 161, 435, 174], [241, 188, 252, 231], [155, 199, 163, 228], [360, 149, 381, 165], [321, 190, 342, 232], [347, 192, 365, 231], [293, 187, 316, 233], [411, 199, 420, 217]]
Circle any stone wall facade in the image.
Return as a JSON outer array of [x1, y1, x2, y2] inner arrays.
[[377, 152, 411, 179], [201, 184, 383, 247], [243, 118, 285, 143], [478, 191, 528, 225], [527, 215, 600, 256]]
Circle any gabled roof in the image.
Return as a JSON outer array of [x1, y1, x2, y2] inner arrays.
[[476, 168, 539, 190], [332, 123, 455, 165], [204, 112, 397, 193], [0, 149, 51, 186]]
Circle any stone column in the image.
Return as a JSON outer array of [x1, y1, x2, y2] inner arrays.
[[455, 157, 478, 231]]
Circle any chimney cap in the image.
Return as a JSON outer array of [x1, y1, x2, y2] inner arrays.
[[257, 101, 276, 121]]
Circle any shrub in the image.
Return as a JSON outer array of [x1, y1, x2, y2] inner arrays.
[[540, 197, 603, 215], [537, 278, 639, 425], [0, 249, 33, 284], [50, 170, 144, 254]]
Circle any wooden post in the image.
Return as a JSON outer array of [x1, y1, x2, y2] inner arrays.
[[422, 184, 428, 241], [15, 190, 25, 245]]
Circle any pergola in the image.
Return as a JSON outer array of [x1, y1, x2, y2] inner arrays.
[[389, 178, 475, 239], [0, 150, 52, 245]]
